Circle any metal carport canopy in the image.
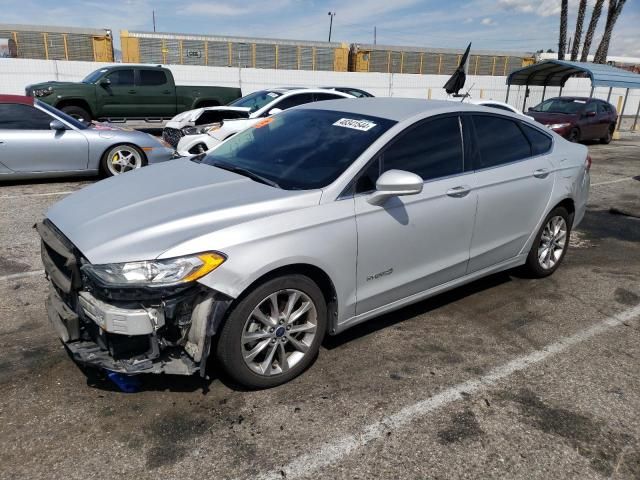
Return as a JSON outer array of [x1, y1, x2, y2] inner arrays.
[[507, 59, 640, 89]]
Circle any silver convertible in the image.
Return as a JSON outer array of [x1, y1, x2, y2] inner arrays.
[[38, 98, 590, 388], [0, 95, 174, 180]]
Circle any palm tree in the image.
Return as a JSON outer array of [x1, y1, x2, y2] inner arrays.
[[558, 0, 569, 60], [571, 0, 588, 60], [594, 0, 627, 63], [581, 0, 605, 61]]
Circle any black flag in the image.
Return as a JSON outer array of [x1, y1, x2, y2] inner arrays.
[[444, 42, 472, 95]]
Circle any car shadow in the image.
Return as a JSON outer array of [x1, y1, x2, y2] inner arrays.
[[323, 271, 513, 350], [0, 175, 100, 187]]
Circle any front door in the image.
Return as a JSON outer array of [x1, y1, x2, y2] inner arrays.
[[354, 115, 477, 315], [467, 114, 555, 272], [95, 68, 137, 119], [0, 103, 88, 173]]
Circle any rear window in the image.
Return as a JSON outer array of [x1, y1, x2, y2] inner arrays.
[[472, 115, 531, 168], [521, 123, 552, 156], [201, 109, 396, 190], [138, 70, 167, 86]]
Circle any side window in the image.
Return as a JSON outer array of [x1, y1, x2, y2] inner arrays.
[[106, 69, 134, 86], [355, 158, 380, 193], [586, 102, 597, 114], [313, 93, 345, 102], [0, 104, 52, 130], [273, 93, 314, 111], [383, 116, 463, 181], [138, 69, 167, 86], [472, 115, 531, 169], [521, 124, 552, 156]]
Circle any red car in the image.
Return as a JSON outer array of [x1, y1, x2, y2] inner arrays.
[[526, 96, 617, 144]]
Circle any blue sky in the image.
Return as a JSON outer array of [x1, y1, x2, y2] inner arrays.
[[3, 0, 639, 56]]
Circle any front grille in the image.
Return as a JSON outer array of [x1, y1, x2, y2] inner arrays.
[[163, 127, 184, 147], [37, 220, 82, 297]]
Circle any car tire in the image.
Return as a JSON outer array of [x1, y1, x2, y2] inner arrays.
[[600, 125, 614, 144], [568, 127, 580, 143], [215, 275, 327, 389], [60, 105, 91, 124], [522, 206, 573, 278], [101, 144, 147, 177]]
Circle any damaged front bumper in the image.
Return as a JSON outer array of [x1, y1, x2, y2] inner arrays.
[[37, 220, 231, 376]]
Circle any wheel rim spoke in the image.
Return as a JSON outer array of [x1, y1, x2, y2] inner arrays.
[[278, 343, 289, 372], [287, 335, 309, 353], [243, 338, 270, 362], [242, 330, 271, 344], [288, 301, 312, 324], [259, 343, 278, 374], [288, 322, 316, 335]]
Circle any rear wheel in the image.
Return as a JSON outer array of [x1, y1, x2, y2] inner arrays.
[[600, 124, 614, 144], [215, 275, 327, 389], [101, 144, 146, 177], [60, 105, 91, 124], [522, 207, 572, 278], [568, 127, 580, 143]]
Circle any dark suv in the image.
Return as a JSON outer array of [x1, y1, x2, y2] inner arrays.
[[527, 96, 617, 144]]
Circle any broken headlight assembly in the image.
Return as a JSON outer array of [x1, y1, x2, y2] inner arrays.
[[182, 124, 222, 136], [81, 252, 225, 288]]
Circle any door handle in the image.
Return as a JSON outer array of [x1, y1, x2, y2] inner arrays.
[[446, 185, 471, 198], [533, 168, 550, 179], [162, 90, 171, 94], [128, 89, 137, 94]]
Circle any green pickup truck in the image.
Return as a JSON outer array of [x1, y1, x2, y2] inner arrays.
[[26, 65, 242, 123]]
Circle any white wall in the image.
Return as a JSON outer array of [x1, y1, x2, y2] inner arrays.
[[1, 58, 638, 126]]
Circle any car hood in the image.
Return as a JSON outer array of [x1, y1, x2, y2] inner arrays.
[[46, 159, 321, 264], [166, 107, 251, 128], [26, 81, 87, 90], [526, 111, 577, 125]]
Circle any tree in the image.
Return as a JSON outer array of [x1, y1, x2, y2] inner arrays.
[[581, 0, 605, 61], [558, 0, 569, 60], [571, 0, 588, 60], [593, 0, 627, 63]]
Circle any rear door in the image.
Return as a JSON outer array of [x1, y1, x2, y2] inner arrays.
[[467, 114, 555, 272], [581, 101, 600, 139], [95, 68, 136, 118], [135, 69, 176, 118], [0, 103, 88, 173], [354, 115, 477, 314]]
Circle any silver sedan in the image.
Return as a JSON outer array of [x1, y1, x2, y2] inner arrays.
[[40, 98, 590, 388], [0, 95, 174, 181]]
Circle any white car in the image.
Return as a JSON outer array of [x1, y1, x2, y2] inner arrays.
[[175, 88, 353, 156], [447, 96, 523, 115]]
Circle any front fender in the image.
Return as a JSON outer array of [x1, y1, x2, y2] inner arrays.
[[176, 133, 219, 156]]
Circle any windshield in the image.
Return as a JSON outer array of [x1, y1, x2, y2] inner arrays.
[[82, 68, 109, 84], [531, 98, 586, 114], [36, 100, 88, 130], [228, 90, 283, 113], [200, 109, 396, 190]]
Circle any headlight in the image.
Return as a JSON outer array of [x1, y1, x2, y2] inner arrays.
[[33, 86, 54, 97], [82, 252, 226, 287], [546, 123, 571, 130]]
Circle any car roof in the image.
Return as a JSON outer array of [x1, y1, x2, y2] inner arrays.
[[295, 98, 482, 122], [0, 94, 34, 105]]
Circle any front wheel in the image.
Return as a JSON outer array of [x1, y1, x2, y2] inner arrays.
[[215, 275, 327, 389], [522, 207, 572, 278], [101, 144, 146, 177]]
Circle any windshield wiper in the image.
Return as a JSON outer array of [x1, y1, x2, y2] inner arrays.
[[212, 162, 280, 188]]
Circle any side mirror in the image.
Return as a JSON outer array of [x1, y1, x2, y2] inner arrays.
[[367, 169, 423, 206], [49, 119, 66, 131], [99, 78, 111, 87], [267, 107, 282, 116], [585, 110, 596, 117]]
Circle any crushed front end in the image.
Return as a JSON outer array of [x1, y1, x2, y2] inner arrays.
[[37, 219, 230, 376]]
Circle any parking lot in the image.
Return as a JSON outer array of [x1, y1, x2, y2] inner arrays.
[[0, 138, 638, 479]]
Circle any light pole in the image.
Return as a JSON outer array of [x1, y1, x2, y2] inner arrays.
[[328, 12, 336, 42]]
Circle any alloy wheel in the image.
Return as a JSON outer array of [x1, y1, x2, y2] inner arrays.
[[107, 147, 143, 175], [538, 216, 568, 270], [241, 289, 318, 376]]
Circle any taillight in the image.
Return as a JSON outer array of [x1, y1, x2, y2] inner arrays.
[[585, 154, 592, 171]]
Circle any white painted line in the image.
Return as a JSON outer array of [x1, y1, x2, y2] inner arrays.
[[591, 177, 635, 187], [0, 270, 45, 282], [249, 304, 640, 480], [0, 191, 75, 199]]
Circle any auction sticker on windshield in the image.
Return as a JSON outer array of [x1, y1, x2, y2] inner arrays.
[[333, 118, 377, 131]]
